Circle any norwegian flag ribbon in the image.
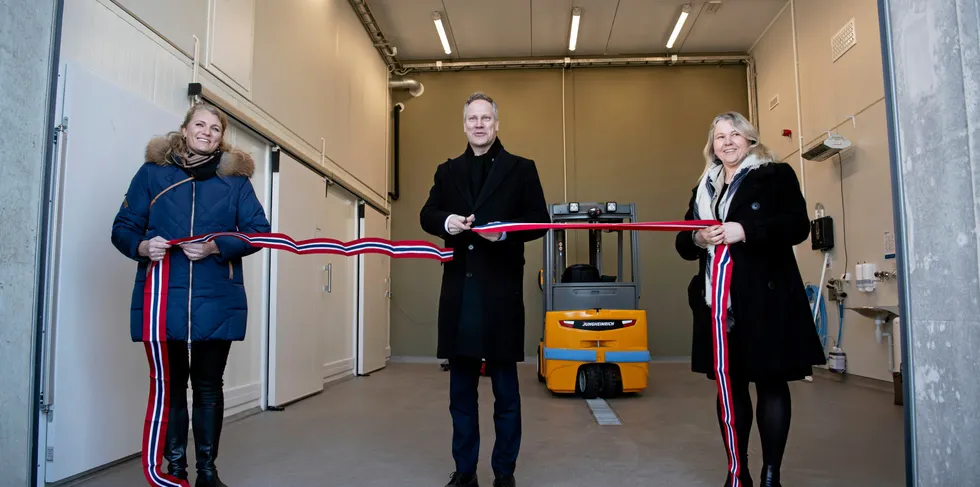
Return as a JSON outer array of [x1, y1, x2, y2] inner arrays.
[[138, 221, 738, 486], [475, 219, 741, 484]]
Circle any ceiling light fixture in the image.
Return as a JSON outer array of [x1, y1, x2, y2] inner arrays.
[[432, 11, 451, 55], [568, 7, 582, 51], [666, 4, 692, 49]]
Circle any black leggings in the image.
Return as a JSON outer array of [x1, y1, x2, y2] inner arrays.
[[168, 340, 232, 409], [717, 380, 792, 469]]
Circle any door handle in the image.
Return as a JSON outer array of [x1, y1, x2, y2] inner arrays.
[[384, 277, 391, 298], [323, 263, 332, 293]]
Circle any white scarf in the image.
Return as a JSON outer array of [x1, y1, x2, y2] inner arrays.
[[694, 154, 770, 310]]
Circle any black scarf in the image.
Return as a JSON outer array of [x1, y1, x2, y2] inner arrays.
[[173, 150, 222, 180], [464, 137, 503, 197]]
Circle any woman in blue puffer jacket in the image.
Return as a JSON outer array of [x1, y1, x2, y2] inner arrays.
[[111, 102, 270, 487]]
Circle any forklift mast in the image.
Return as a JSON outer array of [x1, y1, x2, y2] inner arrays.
[[542, 201, 641, 320]]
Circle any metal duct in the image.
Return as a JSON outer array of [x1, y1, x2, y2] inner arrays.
[[400, 54, 750, 72], [389, 79, 424, 97]]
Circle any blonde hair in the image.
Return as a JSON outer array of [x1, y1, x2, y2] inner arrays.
[[700, 111, 775, 179], [162, 103, 231, 160]]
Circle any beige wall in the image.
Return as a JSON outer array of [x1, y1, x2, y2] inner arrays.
[[389, 66, 749, 359], [752, 0, 900, 382]]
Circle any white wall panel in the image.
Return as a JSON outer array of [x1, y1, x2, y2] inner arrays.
[[209, 0, 256, 95], [339, 3, 389, 199], [62, 0, 193, 115], [252, 0, 390, 201], [112, 0, 208, 56], [252, 0, 344, 163]]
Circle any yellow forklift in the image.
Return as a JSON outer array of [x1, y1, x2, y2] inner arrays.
[[536, 201, 649, 398]]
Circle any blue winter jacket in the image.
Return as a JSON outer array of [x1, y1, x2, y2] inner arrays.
[[111, 137, 271, 343]]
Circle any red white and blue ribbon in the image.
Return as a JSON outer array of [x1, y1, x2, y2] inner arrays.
[[138, 234, 453, 486], [138, 221, 738, 486], [141, 253, 187, 486]]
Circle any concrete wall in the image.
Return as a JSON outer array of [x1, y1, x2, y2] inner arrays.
[[388, 66, 749, 360], [752, 0, 901, 382], [880, 0, 980, 484], [0, 0, 61, 485]]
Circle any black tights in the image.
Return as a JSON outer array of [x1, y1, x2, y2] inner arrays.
[[717, 380, 792, 471], [168, 340, 231, 409]]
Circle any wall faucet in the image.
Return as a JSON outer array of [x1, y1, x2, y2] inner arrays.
[[874, 270, 897, 280]]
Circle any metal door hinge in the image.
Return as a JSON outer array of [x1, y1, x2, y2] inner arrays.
[[53, 117, 68, 143]]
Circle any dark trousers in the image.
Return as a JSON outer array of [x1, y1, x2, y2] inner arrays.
[[449, 356, 522, 477], [165, 340, 232, 474]]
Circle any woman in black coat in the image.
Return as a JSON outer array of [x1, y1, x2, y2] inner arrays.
[[675, 111, 826, 487]]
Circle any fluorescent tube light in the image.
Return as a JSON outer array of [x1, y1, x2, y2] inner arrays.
[[569, 7, 582, 51], [666, 5, 691, 49], [433, 12, 451, 55]]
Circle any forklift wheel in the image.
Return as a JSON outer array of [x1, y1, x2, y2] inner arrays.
[[536, 346, 545, 382], [599, 365, 623, 399], [576, 365, 602, 399]]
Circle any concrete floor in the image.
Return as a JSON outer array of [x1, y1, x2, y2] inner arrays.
[[66, 362, 905, 487]]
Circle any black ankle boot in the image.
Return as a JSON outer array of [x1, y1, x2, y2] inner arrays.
[[165, 403, 189, 480], [723, 457, 753, 487], [724, 472, 754, 487], [193, 403, 227, 487], [759, 465, 780, 487]]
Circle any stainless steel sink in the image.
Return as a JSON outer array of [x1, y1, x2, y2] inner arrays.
[[845, 305, 901, 321]]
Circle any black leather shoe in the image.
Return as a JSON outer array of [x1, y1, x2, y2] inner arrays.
[[164, 403, 189, 480], [493, 474, 516, 487], [193, 404, 227, 487], [759, 465, 781, 487], [445, 471, 479, 487]]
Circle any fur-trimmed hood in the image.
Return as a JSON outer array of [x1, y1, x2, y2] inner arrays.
[[145, 136, 255, 177]]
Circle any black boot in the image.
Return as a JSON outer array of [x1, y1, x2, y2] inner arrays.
[[759, 465, 781, 487], [445, 472, 478, 487], [193, 403, 227, 487], [164, 403, 189, 480], [723, 456, 753, 487], [493, 474, 516, 487]]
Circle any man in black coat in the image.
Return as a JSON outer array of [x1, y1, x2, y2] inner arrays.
[[420, 92, 550, 487]]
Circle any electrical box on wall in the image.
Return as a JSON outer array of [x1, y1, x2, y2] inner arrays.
[[811, 216, 835, 251]]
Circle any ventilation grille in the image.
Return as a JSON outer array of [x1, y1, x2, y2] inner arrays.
[[769, 94, 780, 111], [831, 18, 857, 62], [705, 1, 722, 14]]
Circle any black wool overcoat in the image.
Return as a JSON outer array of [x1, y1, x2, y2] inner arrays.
[[675, 162, 827, 382], [420, 146, 550, 362]]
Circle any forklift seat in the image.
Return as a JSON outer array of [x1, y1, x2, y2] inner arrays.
[[561, 264, 601, 283]]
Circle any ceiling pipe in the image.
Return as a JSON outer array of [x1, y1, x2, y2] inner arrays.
[[400, 54, 749, 72], [389, 78, 424, 97]]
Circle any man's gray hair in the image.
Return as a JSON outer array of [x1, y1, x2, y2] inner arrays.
[[463, 92, 498, 120]]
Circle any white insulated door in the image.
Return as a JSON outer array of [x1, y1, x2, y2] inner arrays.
[[41, 64, 185, 483], [268, 155, 356, 406], [358, 204, 391, 375]]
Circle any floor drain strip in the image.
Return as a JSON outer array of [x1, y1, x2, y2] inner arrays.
[[586, 398, 622, 425]]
